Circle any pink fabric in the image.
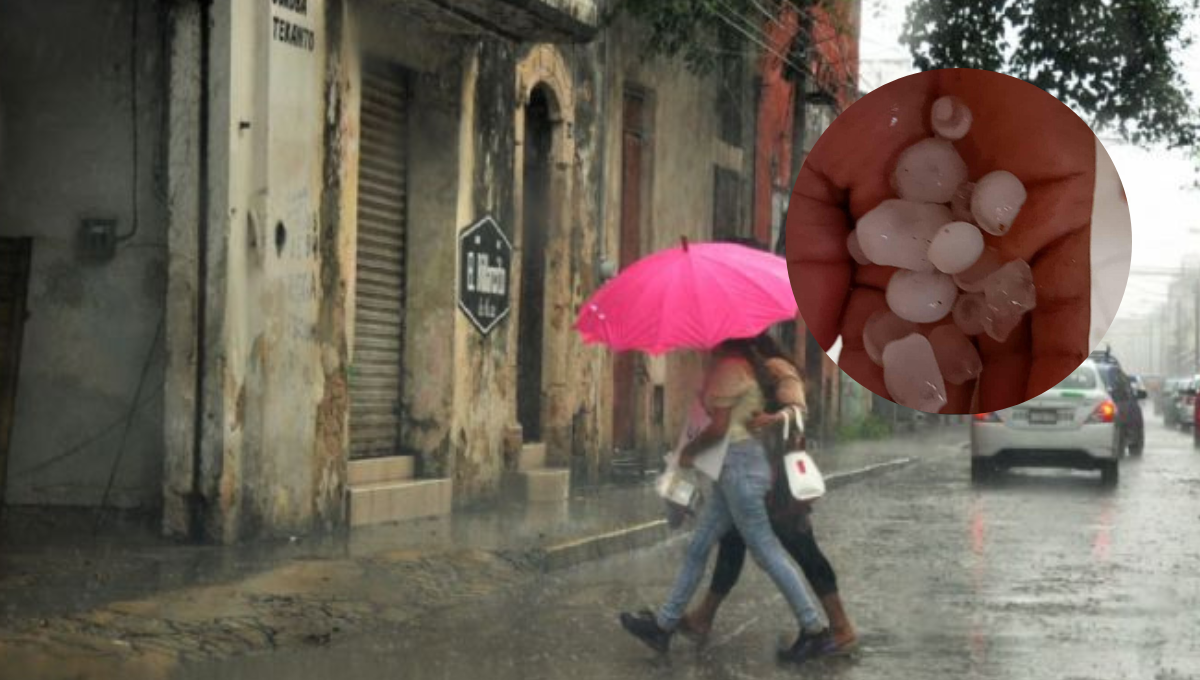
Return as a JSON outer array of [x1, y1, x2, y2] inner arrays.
[[574, 242, 798, 355]]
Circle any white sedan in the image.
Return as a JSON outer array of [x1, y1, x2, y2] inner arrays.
[[970, 360, 1120, 486]]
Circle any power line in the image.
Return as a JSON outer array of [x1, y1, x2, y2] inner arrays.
[[746, 0, 784, 28], [708, 0, 862, 101], [710, 0, 808, 77]]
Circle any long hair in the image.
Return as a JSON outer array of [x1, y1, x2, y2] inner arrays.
[[750, 333, 806, 382], [714, 336, 776, 403]]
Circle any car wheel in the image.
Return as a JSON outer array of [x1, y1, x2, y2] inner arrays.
[[1100, 460, 1119, 486], [1129, 431, 1144, 456], [970, 459, 992, 483]]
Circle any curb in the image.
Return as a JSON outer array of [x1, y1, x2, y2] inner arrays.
[[537, 456, 915, 572], [541, 519, 670, 571], [824, 457, 915, 489]]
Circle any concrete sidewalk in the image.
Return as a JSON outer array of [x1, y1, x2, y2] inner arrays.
[[0, 425, 962, 679]]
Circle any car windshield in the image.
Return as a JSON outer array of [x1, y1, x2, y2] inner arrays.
[[1055, 366, 1098, 390]]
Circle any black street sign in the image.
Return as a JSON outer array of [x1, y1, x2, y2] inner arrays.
[[458, 216, 512, 335]]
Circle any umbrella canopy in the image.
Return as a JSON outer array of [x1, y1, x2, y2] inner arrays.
[[574, 239, 797, 354]]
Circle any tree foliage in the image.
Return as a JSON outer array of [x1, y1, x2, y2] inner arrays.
[[901, 0, 1199, 148], [608, 0, 833, 83]]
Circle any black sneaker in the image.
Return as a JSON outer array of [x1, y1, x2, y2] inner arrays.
[[619, 610, 672, 654], [777, 628, 836, 663]]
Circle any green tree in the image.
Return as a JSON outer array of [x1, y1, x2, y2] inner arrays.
[[901, 0, 1198, 148]]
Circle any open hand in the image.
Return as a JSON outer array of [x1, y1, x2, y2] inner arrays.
[[787, 68, 1102, 413]]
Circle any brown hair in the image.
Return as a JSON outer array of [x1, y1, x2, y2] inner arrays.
[[715, 336, 780, 406]]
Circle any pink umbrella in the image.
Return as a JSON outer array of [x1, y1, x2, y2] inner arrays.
[[574, 239, 798, 355]]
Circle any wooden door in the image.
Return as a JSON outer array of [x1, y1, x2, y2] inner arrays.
[[613, 92, 646, 452]]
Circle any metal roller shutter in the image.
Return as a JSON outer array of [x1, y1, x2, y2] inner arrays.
[[350, 61, 409, 460]]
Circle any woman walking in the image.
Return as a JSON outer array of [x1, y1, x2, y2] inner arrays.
[[619, 338, 833, 663], [678, 333, 858, 654]]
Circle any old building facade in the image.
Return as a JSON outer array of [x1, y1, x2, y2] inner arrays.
[[0, 0, 859, 542]]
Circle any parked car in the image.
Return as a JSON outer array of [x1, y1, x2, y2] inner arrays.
[[1193, 387, 1200, 448], [1160, 377, 1184, 425], [1089, 349, 1145, 456], [971, 359, 1120, 485], [1175, 376, 1199, 431]]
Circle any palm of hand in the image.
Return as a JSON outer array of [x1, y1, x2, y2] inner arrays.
[[787, 69, 1097, 413]]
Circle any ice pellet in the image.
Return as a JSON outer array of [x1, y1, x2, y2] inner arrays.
[[928, 221, 984, 275], [846, 230, 872, 265], [982, 259, 1037, 341], [951, 182, 975, 222], [862, 309, 919, 366], [953, 246, 1004, 293], [882, 333, 948, 413], [929, 324, 983, 385], [984, 307, 1023, 342], [983, 259, 1037, 314], [892, 138, 969, 204], [856, 199, 953, 272], [886, 270, 958, 323], [952, 293, 988, 336], [970, 170, 1027, 236], [931, 95, 972, 140]]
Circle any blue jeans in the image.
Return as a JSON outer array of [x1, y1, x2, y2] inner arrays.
[[656, 438, 823, 633]]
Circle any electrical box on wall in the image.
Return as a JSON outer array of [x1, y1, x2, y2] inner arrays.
[[79, 218, 118, 262]]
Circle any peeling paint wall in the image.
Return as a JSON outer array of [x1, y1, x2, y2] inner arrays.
[[164, 0, 776, 538], [0, 0, 168, 509], [313, 0, 357, 532], [596, 17, 755, 462], [234, 0, 329, 538], [439, 18, 762, 499], [450, 38, 520, 503], [164, 0, 334, 541], [162, 0, 204, 536]]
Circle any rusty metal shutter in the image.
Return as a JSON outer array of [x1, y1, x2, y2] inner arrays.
[[350, 61, 409, 460]]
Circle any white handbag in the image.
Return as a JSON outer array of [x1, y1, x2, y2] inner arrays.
[[780, 405, 825, 501], [656, 463, 701, 512]]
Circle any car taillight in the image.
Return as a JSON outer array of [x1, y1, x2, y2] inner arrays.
[[1086, 399, 1116, 424], [973, 412, 1001, 423]]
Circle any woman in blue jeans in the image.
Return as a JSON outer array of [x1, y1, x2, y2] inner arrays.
[[618, 338, 833, 663]]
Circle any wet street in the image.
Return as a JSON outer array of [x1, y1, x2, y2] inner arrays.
[[178, 417, 1200, 680]]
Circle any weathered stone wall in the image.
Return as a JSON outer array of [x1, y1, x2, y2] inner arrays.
[[448, 38, 520, 504], [163, 0, 335, 541], [164, 0, 772, 538], [0, 0, 168, 509], [595, 17, 752, 461], [347, 1, 464, 485]]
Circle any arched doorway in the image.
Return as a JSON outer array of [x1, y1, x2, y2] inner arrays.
[[517, 86, 554, 444], [513, 45, 576, 462]]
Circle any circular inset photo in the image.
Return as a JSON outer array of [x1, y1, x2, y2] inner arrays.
[[786, 68, 1131, 415]]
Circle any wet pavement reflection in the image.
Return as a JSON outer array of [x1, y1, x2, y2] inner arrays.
[[177, 418, 1200, 679]]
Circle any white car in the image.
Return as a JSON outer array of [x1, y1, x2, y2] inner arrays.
[[970, 360, 1120, 485]]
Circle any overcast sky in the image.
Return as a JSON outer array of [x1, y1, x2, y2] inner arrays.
[[858, 0, 1200, 324]]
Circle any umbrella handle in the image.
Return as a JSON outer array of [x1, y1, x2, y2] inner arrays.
[[681, 236, 689, 252]]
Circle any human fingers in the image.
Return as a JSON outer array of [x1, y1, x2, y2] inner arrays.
[[936, 70, 1096, 407], [788, 72, 939, 350], [839, 287, 975, 413]]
